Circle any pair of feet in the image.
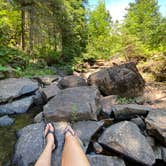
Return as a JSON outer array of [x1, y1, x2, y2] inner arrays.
[[45, 123, 75, 151]]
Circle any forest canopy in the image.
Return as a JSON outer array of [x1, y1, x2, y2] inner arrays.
[[0, 0, 165, 79]]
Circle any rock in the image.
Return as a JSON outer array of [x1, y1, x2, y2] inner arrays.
[[100, 95, 118, 116], [0, 78, 38, 103], [93, 142, 103, 154], [39, 86, 101, 121], [98, 121, 155, 165], [42, 83, 61, 100], [0, 115, 14, 126], [161, 147, 166, 162], [57, 75, 87, 89], [0, 96, 34, 115], [145, 109, 166, 146], [73, 121, 104, 150], [13, 122, 68, 166], [130, 117, 146, 131], [87, 62, 145, 97], [33, 75, 61, 85], [87, 155, 125, 166], [112, 104, 152, 120], [33, 90, 47, 106]]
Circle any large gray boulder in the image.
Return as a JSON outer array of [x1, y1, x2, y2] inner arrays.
[[98, 121, 155, 165], [145, 109, 166, 146], [39, 86, 101, 121], [87, 62, 145, 97], [73, 121, 104, 150], [112, 104, 152, 120], [13, 122, 68, 166], [0, 96, 34, 115], [58, 75, 87, 89], [87, 155, 125, 166], [0, 78, 38, 103]]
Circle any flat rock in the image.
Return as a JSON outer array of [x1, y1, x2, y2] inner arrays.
[[0, 115, 14, 126], [87, 62, 145, 97], [13, 122, 68, 166], [73, 121, 104, 150], [100, 95, 118, 116], [0, 78, 38, 103], [40, 86, 101, 121], [87, 155, 125, 166], [57, 75, 87, 89], [42, 83, 61, 100], [0, 96, 34, 115], [98, 121, 155, 165], [112, 104, 152, 120], [145, 109, 166, 146]]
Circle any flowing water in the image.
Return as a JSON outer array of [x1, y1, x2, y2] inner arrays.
[[0, 106, 41, 166]]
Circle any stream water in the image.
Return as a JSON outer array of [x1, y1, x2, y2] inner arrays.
[[0, 106, 41, 166]]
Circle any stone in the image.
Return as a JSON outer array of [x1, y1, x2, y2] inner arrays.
[[42, 83, 61, 100], [57, 75, 87, 89], [100, 95, 118, 116], [73, 121, 104, 150], [0, 96, 34, 115], [13, 122, 68, 166], [33, 75, 61, 85], [87, 62, 145, 97], [0, 78, 38, 103], [130, 117, 146, 131], [98, 121, 155, 165], [0, 115, 14, 126], [33, 90, 47, 106], [39, 86, 101, 121], [145, 109, 166, 146], [112, 104, 152, 120], [87, 155, 125, 166], [93, 142, 103, 154]]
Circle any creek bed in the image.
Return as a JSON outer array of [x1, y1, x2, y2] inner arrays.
[[0, 106, 41, 166]]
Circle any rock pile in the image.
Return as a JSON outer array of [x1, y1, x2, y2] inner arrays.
[[0, 62, 165, 166]]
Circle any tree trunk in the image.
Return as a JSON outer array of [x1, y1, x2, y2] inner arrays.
[[29, 7, 34, 55], [21, 9, 25, 50]]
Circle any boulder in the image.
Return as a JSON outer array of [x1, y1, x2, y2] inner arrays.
[[13, 122, 68, 166], [130, 117, 146, 132], [145, 109, 166, 146], [72, 121, 104, 150], [42, 83, 61, 100], [0, 78, 38, 103], [98, 121, 155, 165], [0, 115, 14, 126], [0, 96, 34, 115], [100, 95, 118, 116], [57, 75, 87, 89], [112, 104, 152, 120], [39, 86, 101, 121], [87, 155, 125, 166], [87, 62, 145, 97]]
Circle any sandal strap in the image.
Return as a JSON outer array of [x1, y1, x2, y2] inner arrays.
[[45, 130, 54, 138], [64, 126, 75, 136]]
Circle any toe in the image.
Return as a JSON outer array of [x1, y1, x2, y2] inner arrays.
[[44, 124, 49, 136]]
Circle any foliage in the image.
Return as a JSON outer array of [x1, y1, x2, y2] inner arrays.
[[116, 96, 137, 104]]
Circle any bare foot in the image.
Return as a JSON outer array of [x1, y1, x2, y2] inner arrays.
[[44, 123, 55, 150]]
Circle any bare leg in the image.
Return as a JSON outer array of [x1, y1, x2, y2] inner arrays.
[[61, 127, 90, 166], [35, 123, 55, 166]]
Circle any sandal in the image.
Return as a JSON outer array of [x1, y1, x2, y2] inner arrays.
[[64, 125, 76, 136], [44, 122, 58, 150]]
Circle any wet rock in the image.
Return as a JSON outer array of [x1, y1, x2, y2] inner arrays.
[[100, 95, 118, 116], [39, 86, 101, 121], [0, 96, 34, 115], [112, 104, 152, 120], [87, 155, 125, 166], [0, 115, 14, 126], [73, 121, 104, 150], [0, 78, 38, 103], [87, 62, 145, 97], [42, 83, 61, 100], [98, 121, 155, 165], [57, 75, 87, 89], [145, 109, 166, 146], [13, 122, 68, 166], [93, 142, 103, 154]]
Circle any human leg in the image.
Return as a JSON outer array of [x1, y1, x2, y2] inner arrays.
[[61, 126, 90, 166]]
